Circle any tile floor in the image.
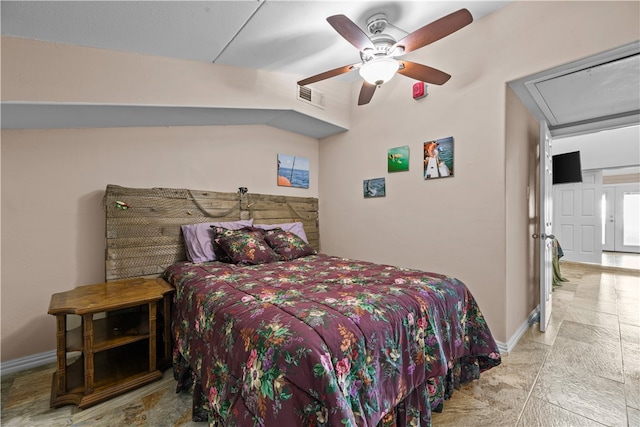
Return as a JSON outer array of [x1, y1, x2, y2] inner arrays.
[[602, 251, 640, 271], [2, 261, 639, 426]]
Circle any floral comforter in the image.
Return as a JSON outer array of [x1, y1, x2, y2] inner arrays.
[[163, 254, 501, 426]]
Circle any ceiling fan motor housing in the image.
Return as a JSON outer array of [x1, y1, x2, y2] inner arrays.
[[367, 13, 388, 35], [360, 34, 397, 61]]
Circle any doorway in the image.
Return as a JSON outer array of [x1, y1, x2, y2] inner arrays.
[[602, 181, 640, 254], [552, 170, 603, 264]]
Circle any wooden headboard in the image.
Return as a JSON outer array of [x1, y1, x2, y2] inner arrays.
[[104, 184, 319, 281]]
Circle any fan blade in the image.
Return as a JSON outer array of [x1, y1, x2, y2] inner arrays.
[[393, 8, 472, 54], [397, 61, 451, 85], [297, 64, 357, 86], [327, 15, 375, 51], [358, 82, 377, 105]]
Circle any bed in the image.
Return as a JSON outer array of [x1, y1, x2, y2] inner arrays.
[[104, 185, 501, 426]]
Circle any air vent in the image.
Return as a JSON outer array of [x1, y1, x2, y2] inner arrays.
[[297, 85, 325, 109]]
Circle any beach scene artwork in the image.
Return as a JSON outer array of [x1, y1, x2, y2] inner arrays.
[[363, 178, 386, 198], [388, 145, 410, 172], [277, 154, 309, 188], [424, 136, 454, 179]]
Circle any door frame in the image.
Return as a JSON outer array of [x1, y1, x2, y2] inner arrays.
[[539, 120, 553, 332], [602, 187, 615, 251], [613, 183, 640, 253]]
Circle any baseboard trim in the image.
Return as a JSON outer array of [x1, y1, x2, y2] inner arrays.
[[1, 350, 56, 376], [495, 306, 540, 355]]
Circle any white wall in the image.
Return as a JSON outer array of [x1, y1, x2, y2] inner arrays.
[[553, 125, 640, 170]]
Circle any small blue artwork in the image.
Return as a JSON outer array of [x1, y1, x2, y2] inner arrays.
[[363, 178, 386, 198]]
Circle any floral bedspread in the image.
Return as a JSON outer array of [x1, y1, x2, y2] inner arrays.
[[163, 254, 501, 426]]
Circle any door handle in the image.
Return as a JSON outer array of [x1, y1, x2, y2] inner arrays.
[[531, 233, 555, 240]]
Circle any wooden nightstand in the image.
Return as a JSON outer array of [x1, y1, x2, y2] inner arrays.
[[48, 277, 174, 409]]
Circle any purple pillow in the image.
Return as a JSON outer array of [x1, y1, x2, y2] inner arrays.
[[263, 228, 316, 260], [181, 219, 253, 263], [216, 228, 282, 265], [254, 222, 308, 243]]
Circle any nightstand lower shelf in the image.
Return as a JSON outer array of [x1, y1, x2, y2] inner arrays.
[[51, 354, 163, 409]]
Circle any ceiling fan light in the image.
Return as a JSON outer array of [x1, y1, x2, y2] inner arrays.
[[359, 58, 399, 86]]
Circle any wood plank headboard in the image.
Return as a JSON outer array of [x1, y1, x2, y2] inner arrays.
[[104, 184, 319, 281]]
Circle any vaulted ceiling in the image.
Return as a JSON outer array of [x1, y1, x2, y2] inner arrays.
[[0, 1, 508, 79], [0, 1, 510, 137], [2, 1, 639, 139]]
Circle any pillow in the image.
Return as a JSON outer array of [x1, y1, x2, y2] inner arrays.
[[210, 225, 259, 263], [254, 222, 308, 243], [215, 228, 282, 265], [263, 228, 316, 261], [181, 219, 253, 263]]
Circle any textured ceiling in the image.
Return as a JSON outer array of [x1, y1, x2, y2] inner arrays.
[[0, 1, 509, 136], [0, 1, 509, 80], [509, 41, 640, 138], [534, 54, 640, 125], [2, 1, 638, 138]]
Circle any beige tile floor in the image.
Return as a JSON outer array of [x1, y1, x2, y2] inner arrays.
[[602, 252, 640, 271], [2, 261, 639, 426]]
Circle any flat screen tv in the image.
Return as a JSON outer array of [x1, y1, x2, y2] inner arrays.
[[552, 151, 582, 185]]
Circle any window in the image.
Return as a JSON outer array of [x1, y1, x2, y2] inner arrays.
[[622, 192, 640, 246]]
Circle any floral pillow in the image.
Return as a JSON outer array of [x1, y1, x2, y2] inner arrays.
[[213, 226, 282, 265], [263, 228, 316, 261], [210, 226, 241, 263]]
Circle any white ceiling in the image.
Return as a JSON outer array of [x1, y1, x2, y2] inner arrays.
[[0, 1, 509, 81], [0, 0, 509, 137], [533, 55, 639, 124], [2, 1, 639, 138], [509, 42, 640, 138]]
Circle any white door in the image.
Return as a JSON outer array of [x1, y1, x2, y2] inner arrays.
[[602, 187, 615, 251], [553, 171, 603, 263], [614, 184, 640, 253], [539, 121, 553, 332]]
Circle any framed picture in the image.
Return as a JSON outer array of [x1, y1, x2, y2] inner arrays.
[[277, 154, 309, 188], [363, 178, 386, 198], [388, 145, 410, 172], [424, 136, 454, 179]]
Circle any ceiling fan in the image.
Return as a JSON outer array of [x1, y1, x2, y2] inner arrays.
[[297, 9, 473, 105]]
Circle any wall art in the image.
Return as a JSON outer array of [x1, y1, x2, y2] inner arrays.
[[424, 136, 454, 179], [277, 154, 309, 188], [387, 145, 410, 172], [363, 177, 386, 198]]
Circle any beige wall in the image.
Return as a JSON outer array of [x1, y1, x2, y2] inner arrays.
[[603, 173, 640, 185], [1, 126, 318, 361], [0, 36, 350, 130], [1, 1, 639, 362], [505, 86, 540, 340], [319, 1, 639, 343]]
